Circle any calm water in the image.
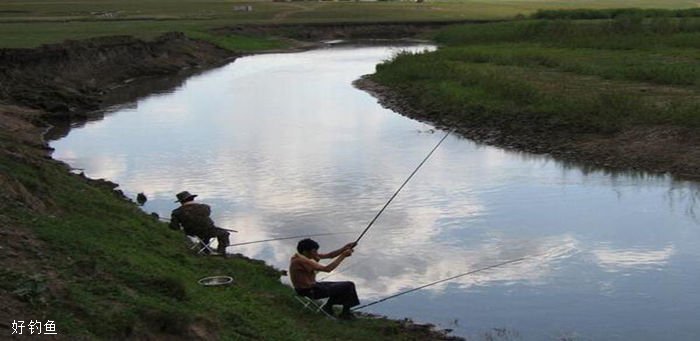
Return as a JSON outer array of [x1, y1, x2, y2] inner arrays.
[[51, 45, 700, 340]]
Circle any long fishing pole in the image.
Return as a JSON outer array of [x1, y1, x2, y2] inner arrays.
[[228, 231, 354, 247], [352, 256, 528, 311], [354, 130, 451, 244]]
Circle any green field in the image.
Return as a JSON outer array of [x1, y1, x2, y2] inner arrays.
[[1, 0, 698, 47], [370, 12, 700, 134]]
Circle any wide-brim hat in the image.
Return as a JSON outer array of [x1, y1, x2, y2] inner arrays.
[[175, 191, 197, 203]]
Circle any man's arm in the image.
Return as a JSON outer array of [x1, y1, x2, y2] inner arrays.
[[318, 242, 357, 259], [169, 212, 181, 231], [305, 249, 353, 273]]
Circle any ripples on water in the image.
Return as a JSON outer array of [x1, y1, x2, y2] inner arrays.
[[51, 45, 700, 340]]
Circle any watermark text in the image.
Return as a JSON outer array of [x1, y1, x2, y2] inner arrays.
[[10, 320, 57, 335]]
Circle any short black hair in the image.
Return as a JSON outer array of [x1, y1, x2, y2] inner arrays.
[[297, 238, 319, 254]]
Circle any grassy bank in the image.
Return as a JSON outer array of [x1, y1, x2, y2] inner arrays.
[[0, 128, 454, 339], [370, 12, 700, 135], [1, 0, 698, 48]]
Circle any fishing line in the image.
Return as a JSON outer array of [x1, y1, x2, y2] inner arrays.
[[352, 256, 529, 311], [228, 231, 355, 247], [159, 216, 238, 232], [354, 130, 451, 245], [160, 216, 348, 244]]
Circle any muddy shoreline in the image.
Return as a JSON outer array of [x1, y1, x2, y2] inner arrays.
[[354, 76, 700, 180]]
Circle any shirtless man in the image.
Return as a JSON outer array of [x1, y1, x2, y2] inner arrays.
[[289, 238, 359, 319]]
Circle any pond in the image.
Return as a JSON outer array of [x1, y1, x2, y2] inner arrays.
[[51, 44, 700, 340]]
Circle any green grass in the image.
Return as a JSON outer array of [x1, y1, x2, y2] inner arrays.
[[532, 7, 700, 19], [0, 145, 448, 339], [434, 17, 700, 49], [436, 44, 700, 86], [370, 15, 700, 135], [1, 0, 698, 48]]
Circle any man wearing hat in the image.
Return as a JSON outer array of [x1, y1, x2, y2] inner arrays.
[[169, 191, 230, 254]]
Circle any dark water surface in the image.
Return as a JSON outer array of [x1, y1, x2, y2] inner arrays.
[[51, 45, 700, 340]]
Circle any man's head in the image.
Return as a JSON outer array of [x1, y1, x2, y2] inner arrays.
[[175, 191, 197, 204], [297, 238, 320, 260]]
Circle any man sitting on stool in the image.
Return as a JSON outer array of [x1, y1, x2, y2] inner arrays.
[[169, 191, 230, 255], [289, 238, 359, 319]]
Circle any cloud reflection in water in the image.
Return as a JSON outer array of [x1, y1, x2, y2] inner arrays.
[[592, 245, 674, 272]]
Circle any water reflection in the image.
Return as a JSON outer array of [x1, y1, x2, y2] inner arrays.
[[592, 245, 674, 272], [51, 45, 700, 340]]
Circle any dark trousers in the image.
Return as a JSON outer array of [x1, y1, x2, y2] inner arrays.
[[201, 228, 230, 253], [297, 281, 360, 310]]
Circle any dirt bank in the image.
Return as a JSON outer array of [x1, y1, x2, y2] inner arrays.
[[355, 77, 700, 180], [0, 32, 236, 120]]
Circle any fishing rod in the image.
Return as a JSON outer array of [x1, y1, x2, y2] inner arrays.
[[354, 130, 451, 245], [352, 256, 529, 311], [228, 231, 355, 247]]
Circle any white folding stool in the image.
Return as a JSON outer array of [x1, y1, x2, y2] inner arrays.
[[187, 235, 217, 255], [294, 294, 335, 319]]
